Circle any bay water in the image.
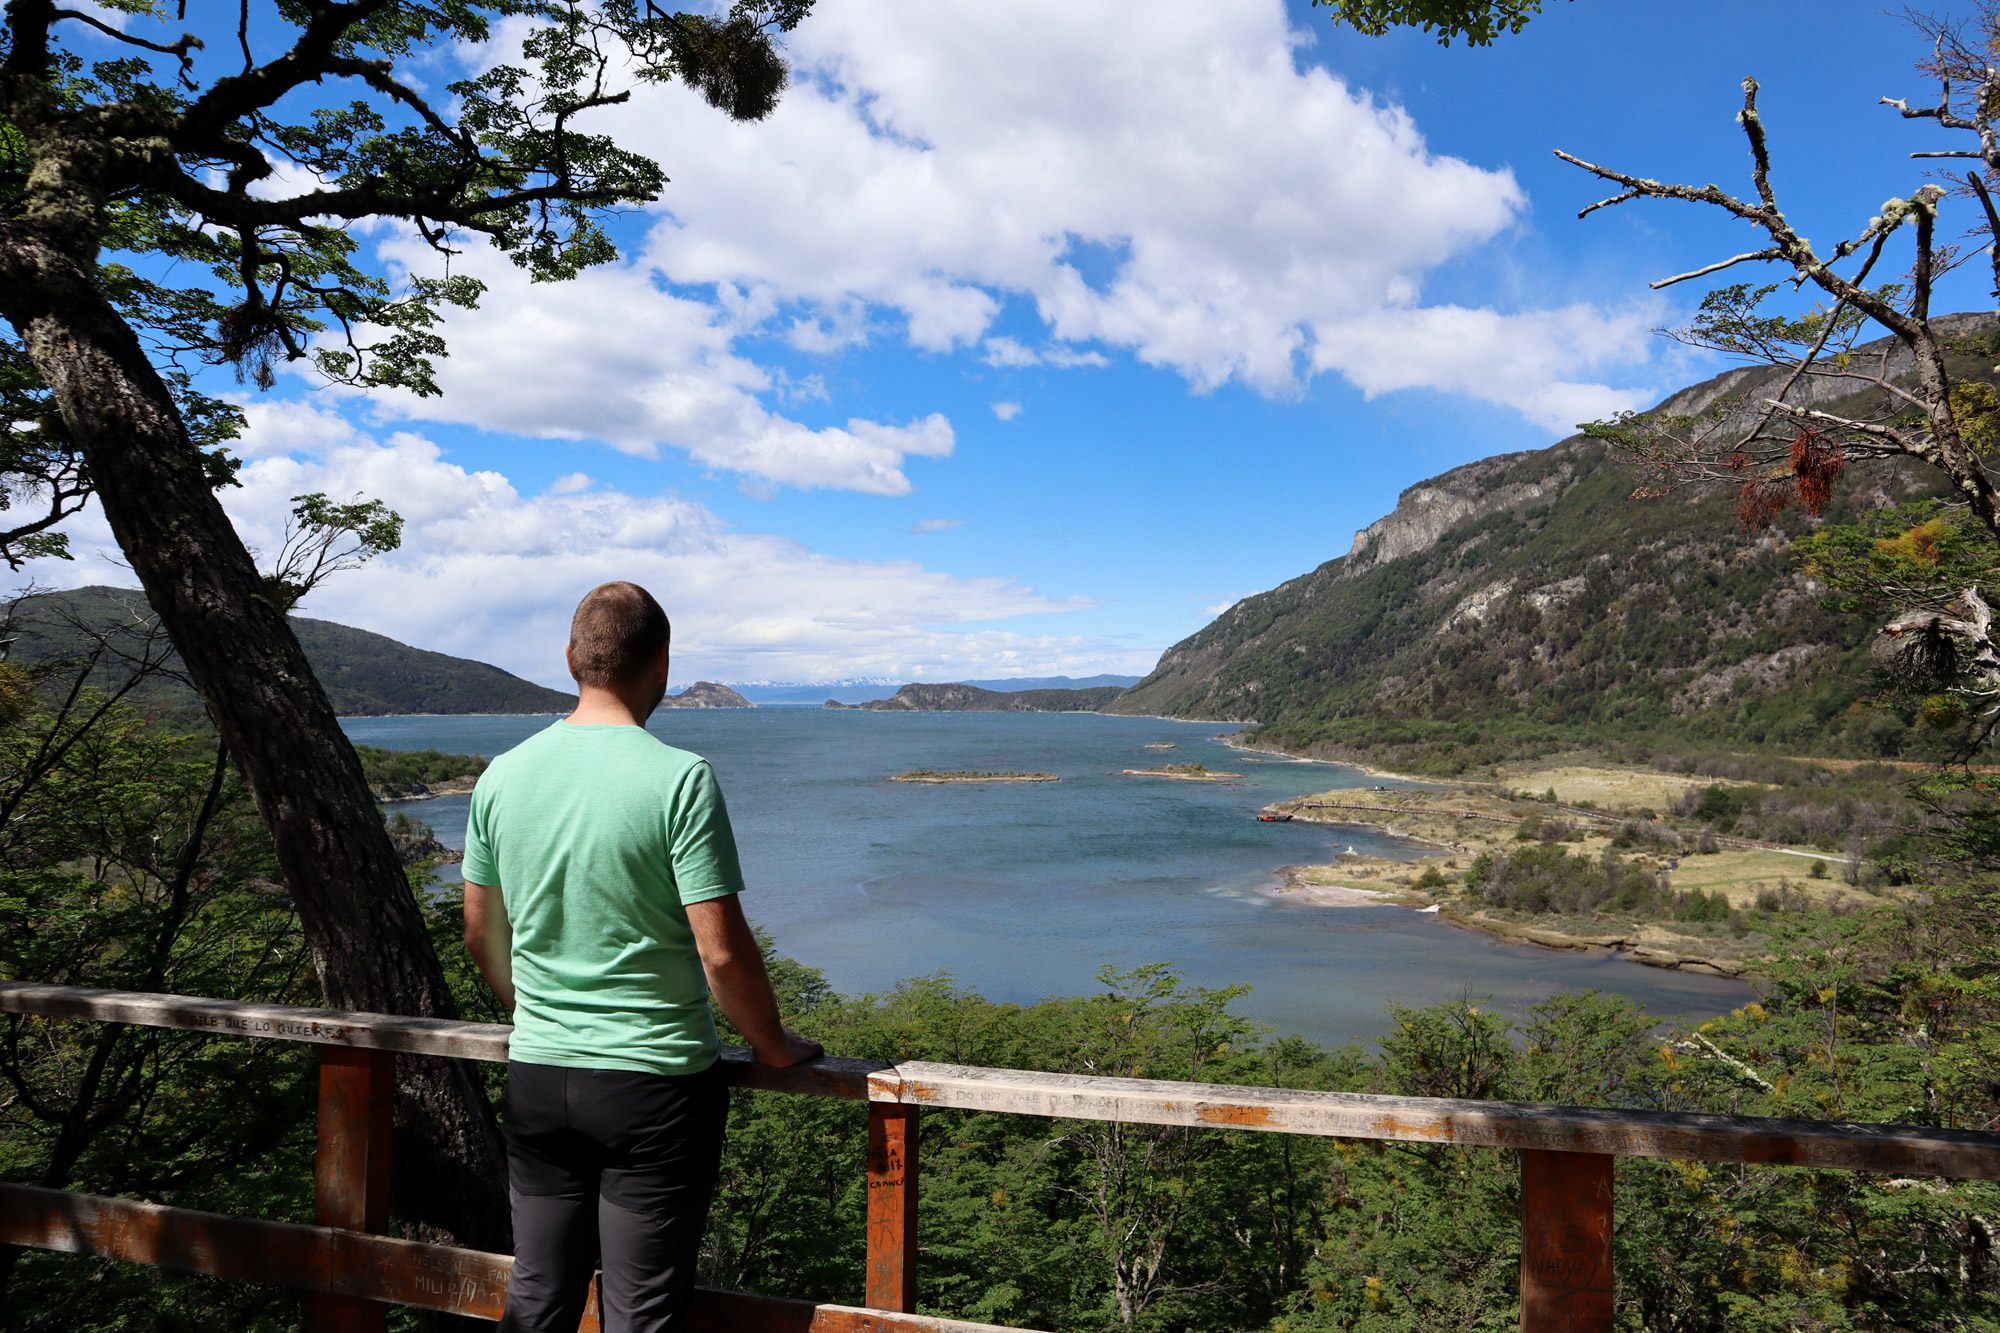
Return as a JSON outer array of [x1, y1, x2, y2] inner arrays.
[[345, 709, 1752, 1048]]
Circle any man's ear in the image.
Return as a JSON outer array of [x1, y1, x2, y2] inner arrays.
[[564, 641, 579, 683]]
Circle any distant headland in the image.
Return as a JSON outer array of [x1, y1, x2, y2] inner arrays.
[[826, 681, 1125, 713]]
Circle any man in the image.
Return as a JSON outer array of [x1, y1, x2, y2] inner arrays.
[[462, 581, 822, 1332]]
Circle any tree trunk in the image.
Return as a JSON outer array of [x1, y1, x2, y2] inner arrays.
[[0, 225, 509, 1252]]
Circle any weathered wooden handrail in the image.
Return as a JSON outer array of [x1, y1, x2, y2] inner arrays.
[[7, 980, 1994, 1176], [0, 979, 882, 1097], [5, 980, 2000, 1333]]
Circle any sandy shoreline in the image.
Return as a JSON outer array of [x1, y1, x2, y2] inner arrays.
[[1218, 732, 1435, 785], [1262, 863, 1412, 907]]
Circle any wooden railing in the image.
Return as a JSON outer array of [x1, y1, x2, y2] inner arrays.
[[2, 980, 1998, 1332]]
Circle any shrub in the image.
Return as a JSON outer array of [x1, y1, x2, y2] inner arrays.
[[1691, 784, 1742, 830], [355, 744, 486, 798], [1471, 844, 1665, 916], [1612, 821, 1686, 854], [1673, 888, 1735, 924]]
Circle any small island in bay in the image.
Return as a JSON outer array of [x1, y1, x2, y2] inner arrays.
[[891, 769, 1060, 783], [1119, 763, 1241, 782], [658, 680, 755, 709], [1143, 741, 1176, 750]]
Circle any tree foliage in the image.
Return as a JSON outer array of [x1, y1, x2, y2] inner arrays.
[[261, 491, 403, 612], [3, 0, 807, 386], [0, 647, 314, 1318], [1797, 501, 2000, 748], [0, 0, 809, 552], [1313, 0, 1564, 47]]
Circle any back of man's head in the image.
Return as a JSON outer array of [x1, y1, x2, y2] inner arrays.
[[568, 582, 671, 688]]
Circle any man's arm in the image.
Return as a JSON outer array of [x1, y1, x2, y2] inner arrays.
[[462, 880, 515, 1012], [686, 895, 822, 1068]]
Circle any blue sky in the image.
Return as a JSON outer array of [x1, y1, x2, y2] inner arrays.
[[40, 0, 1998, 688]]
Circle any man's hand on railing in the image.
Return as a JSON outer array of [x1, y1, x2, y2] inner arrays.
[[756, 1030, 825, 1068], [689, 896, 823, 1067]]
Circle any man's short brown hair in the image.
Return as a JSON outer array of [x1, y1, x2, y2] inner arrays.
[[568, 582, 671, 687]]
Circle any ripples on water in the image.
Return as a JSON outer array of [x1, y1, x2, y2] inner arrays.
[[346, 708, 1753, 1046]]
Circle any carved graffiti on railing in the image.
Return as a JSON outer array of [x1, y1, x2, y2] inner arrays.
[[1526, 1225, 1604, 1294]]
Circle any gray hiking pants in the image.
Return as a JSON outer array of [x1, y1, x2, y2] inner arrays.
[[497, 1060, 729, 1333]]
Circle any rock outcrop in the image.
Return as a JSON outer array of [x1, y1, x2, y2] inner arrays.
[[659, 680, 755, 708]]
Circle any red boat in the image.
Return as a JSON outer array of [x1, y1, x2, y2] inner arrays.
[[1257, 813, 1293, 823]]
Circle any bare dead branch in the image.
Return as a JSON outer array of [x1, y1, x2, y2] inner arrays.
[[1882, 93, 1983, 132], [1760, 399, 1919, 446], [1739, 77, 1779, 211], [1554, 149, 1767, 225], [1651, 249, 1785, 290], [1578, 188, 1643, 218]]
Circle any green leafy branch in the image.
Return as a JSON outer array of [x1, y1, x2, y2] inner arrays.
[[1312, 0, 1562, 47], [260, 492, 403, 612]]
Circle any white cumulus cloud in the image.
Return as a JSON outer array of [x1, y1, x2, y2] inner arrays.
[[346, 0, 1658, 480], [29, 404, 1144, 684], [615, 0, 1622, 408], [357, 242, 954, 497], [1309, 303, 1661, 431]]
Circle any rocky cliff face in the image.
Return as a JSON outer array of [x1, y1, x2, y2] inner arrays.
[[1341, 452, 1576, 578]]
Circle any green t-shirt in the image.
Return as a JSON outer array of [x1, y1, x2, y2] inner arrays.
[[460, 721, 746, 1076]]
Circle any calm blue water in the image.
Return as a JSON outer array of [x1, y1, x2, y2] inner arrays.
[[346, 709, 1753, 1046]]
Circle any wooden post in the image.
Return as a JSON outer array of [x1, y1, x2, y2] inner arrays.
[[306, 1047, 394, 1333], [1519, 1149, 1614, 1333], [866, 1103, 919, 1313]]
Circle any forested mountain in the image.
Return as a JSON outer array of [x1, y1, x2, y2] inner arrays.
[[1107, 321, 1999, 770], [4, 586, 576, 717]]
